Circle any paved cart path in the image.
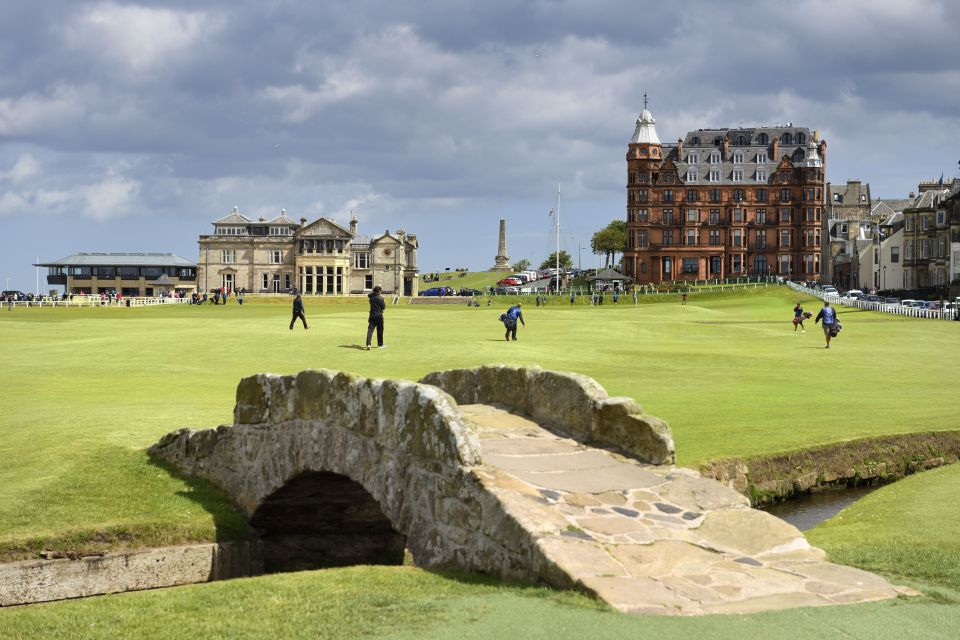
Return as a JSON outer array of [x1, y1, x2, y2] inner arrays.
[[462, 403, 914, 615]]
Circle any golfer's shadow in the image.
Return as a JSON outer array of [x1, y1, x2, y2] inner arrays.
[[338, 344, 367, 350]]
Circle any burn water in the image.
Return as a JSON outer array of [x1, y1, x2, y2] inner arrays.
[[760, 484, 881, 531]]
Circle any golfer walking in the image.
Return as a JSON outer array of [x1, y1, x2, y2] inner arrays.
[[814, 300, 838, 349], [365, 286, 386, 350], [502, 302, 525, 341], [289, 293, 308, 330], [793, 302, 806, 333]]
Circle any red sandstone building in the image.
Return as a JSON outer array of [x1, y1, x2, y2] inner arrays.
[[622, 105, 826, 284]]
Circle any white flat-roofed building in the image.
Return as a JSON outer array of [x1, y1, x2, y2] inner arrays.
[[34, 253, 197, 296]]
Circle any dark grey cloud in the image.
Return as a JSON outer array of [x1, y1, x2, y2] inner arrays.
[[2, 0, 959, 290]]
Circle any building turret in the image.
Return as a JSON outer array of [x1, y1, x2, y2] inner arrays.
[[350, 213, 358, 235], [627, 95, 662, 161]]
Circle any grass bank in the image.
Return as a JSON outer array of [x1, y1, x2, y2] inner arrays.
[[2, 563, 959, 639], [808, 462, 960, 600]]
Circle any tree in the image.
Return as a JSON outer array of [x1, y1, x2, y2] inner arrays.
[[590, 220, 627, 269], [539, 251, 573, 271], [512, 258, 531, 272]]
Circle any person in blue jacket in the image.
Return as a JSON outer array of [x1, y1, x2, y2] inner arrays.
[[814, 300, 839, 349], [502, 302, 525, 341]]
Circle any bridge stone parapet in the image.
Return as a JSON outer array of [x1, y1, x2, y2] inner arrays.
[[420, 365, 675, 465], [150, 369, 561, 582]]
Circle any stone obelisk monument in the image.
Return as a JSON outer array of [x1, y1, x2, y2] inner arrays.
[[490, 218, 511, 271]]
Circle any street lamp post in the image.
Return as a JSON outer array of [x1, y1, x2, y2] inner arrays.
[[882, 265, 886, 293]]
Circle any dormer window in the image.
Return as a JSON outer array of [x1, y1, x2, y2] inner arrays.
[[687, 152, 698, 163], [687, 169, 698, 182], [757, 133, 769, 144], [691, 136, 701, 145], [756, 168, 767, 182], [708, 169, 720, 182], [709, 152, 720, 164], [269, 226, 289, 236], [732, 152, 744, 163], [796, 133, 806, 144], [736, 135, 747, 145], [781, 132, 793, 145], [792, 148, 805, 162], [216, 226, 245, 236], [732, 169, 744, 181], [756, 152, 767, 163]]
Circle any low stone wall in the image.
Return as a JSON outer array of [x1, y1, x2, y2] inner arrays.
[[0, 542, 259, 607], [420, 365, 675, 465], [700, 430, 960, 505]]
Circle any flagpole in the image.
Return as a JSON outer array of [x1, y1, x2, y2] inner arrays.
[[555, 183, 560, 293]]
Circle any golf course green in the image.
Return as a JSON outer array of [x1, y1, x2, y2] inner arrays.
[[2, 286, 959, 637]]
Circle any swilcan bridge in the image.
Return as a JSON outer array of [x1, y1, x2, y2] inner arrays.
[[150, 366, 909, 615]]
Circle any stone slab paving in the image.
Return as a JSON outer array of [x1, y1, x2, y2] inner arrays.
[[461, 403, 917, 616]]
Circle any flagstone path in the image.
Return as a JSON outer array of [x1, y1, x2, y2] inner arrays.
[[462, 403, 915, 615]]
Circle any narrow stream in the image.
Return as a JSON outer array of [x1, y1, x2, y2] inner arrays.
[[761, 484, 881, 531]]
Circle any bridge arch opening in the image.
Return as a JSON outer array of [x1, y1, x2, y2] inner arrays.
[[249, 471, 407, 573]]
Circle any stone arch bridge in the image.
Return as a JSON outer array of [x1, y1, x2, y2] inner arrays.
[[150, 366, 907, 615]]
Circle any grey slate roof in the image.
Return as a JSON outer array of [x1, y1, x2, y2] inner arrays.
[[665, 126, 817, 187], [872, 198, 915, 215], [266, 211, 300, 226], [36, 253, 196, 267], [587, 268, 628, 281], [905, 189, 950, 211], [213, 209, 252, 225]]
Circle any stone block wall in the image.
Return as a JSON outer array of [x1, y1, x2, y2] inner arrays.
[[149, 369, 572, 584], [420, 365, 675, 465]]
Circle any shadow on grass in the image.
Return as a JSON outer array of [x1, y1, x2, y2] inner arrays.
[[420, 565, 609, 610], [338, 344, 368, 350], [146, 455, 253, 544]]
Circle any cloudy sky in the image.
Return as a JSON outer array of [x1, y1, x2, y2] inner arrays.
[[2, 0, 959, 291]]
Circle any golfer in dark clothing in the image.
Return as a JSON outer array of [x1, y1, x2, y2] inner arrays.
[[290, 294, 308, 330], [503, 303, 525, 341], [365, 286, 386, 349]]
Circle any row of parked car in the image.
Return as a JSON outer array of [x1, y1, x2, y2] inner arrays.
[[419, 286, 485, 297], [819, 287, 957, 312]]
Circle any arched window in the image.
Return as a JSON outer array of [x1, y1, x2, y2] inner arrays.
[[713, 136, 722, 145], [691, 136, 701, 145], [792, 149, 805, 162], [781, 132, 793, 145], [736, 135, 747, 145], [796, 132, 805, 144], [757, 133, 769, 145]]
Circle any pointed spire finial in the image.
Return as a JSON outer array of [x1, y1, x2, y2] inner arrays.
[[643, 93, 648, 110]]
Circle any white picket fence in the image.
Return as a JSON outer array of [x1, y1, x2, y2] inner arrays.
[[788, 282, 958, 321], [3, 296, 190, 309]]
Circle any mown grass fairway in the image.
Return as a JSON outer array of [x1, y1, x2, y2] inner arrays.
[[3, 286, 960, 636], [1, 286, 959, 558]]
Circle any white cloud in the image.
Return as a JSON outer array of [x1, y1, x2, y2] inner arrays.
[[80, 175, 141, 221], [0, 161, 141, 220], [0, 84, 95, 136], [1, 154, 41, 184], [61, 3, 223, 74]]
